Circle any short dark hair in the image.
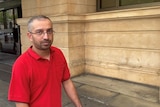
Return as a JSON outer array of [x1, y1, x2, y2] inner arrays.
[[27, 15, 52, 32]]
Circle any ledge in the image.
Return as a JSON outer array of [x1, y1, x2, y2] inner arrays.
[[85, 6, 160, 21]]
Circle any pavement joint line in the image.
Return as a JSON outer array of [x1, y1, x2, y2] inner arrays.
[[0, 62, 13, 66], [105, 93, 121, 103], [64, 102, 74, 107], [0, 69, 11, 73], [80, 95, 105, 104]]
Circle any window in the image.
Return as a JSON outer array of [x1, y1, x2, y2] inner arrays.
[[0, 7, 21, 30], [0, 0, 22, 54], [97, 0, 160, 11]]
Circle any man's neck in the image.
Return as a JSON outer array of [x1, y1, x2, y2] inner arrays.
[[32, 47, 51, 60]]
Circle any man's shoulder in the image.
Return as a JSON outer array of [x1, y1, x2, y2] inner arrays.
[[50, 46, 66, 59], [14, 49, 31, 64], [50, 46, 63, 54]]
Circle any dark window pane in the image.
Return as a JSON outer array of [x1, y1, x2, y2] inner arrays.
[[97, 0, 160, 11], [100, 0, 117, 9], [120, 0, 160, 6]]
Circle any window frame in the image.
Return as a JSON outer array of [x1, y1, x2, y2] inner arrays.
[[97, 0, 160, 12]]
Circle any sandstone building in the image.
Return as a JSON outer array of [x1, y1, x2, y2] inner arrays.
[[1, 0, 160, 104]]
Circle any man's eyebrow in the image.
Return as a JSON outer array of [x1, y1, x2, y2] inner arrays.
[[34, 28, 53, 31]]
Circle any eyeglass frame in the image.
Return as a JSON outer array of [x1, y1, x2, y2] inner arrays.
[[29, 28, 55, 36]]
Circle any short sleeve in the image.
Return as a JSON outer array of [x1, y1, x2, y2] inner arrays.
[[53, 47, 71, 82], [62, 62, 70, 81], [8, 60, 30, 103]]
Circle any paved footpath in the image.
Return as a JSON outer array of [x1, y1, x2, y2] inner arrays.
[[0, 52, 160, 107], [1, 74, 160, 107]]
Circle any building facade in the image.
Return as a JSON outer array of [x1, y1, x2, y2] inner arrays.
[[17, 0, 160, 103]]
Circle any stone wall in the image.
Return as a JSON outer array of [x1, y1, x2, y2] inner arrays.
[[85, 7, 160, 87], [52, 15, 86, 76]]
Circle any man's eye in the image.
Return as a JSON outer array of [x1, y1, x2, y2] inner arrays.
[[47, 29, 53, 33], [36, 30, 43, 35]]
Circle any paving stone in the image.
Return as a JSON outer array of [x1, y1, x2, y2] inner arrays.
[[0, 52, 17, 66], [64, 97, 109, 107], [77, 85, 118, 104], [0, 99, 15, 107], [62, 82, 83, 106], [0, 69, 11, 82], [108, 95, 160, 107], [0, 63, 12, 72], [62, 88, 72, 106], [0, 80, 15, 107], [73, 74, 159, 102]]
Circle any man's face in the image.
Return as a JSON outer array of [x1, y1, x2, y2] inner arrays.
[[28, 19, 54, 51]]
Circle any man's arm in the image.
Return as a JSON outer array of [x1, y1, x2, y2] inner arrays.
[[15, 102, 29, 107], [63, 79, 82, 107]]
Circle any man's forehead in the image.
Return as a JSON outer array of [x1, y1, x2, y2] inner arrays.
[[32, 19, 52, 26], [33, 18, 51, 23]]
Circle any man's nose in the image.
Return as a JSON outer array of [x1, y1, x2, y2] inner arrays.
[[42, 32, 49, 39]]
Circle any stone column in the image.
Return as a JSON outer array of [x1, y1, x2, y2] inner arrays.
[[18, 0, 96, 76], [51, 15, 86, 76]]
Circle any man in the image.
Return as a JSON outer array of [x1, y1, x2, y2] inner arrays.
[[8, 15, 82, 107]]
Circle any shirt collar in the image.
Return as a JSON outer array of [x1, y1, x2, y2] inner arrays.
[[27, 46, 41, 60], [27, 46, 55, 60]]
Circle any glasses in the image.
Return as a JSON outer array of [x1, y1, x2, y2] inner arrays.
[[29, 29, 55, 36]]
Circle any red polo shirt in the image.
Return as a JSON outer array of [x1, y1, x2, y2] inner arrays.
[[8, 46, 70, 107]]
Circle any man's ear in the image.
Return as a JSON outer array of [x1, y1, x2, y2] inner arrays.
[[27, 32, 33, 41]]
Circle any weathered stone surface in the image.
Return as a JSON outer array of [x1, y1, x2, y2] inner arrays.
[[73, 75, 159, 103], [108, 95, 160, 107]]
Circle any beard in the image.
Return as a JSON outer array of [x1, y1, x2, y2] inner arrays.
[[33, 39, 53, 50]]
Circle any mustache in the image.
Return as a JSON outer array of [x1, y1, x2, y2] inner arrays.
[[41, 39, 52, 43]]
